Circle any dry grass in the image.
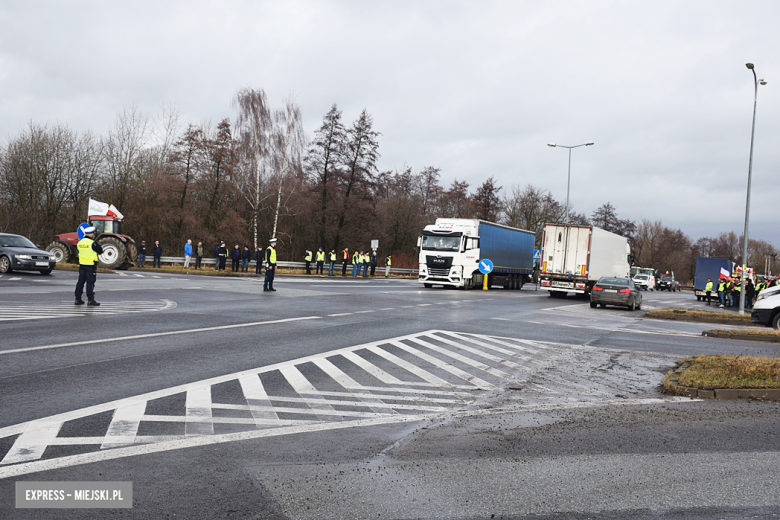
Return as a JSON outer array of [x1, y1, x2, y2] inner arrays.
[[645, 307, 753, 324], [708, 328, 780, 337], [666, 355, 780, 390]]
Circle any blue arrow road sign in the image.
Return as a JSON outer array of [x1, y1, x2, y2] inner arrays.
[[478, 259, 494, 274], [77, 222, 91, 240], [533, 249, 542, 260]]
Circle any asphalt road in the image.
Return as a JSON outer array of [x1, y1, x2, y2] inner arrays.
[[1, 268, 779, 519]]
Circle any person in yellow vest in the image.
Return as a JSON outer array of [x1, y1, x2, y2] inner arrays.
[[75, 226, 104, 306], [315, 248, 325, 275], [263, 238, 277, 292], [304, 249, 312, 275], [352, 251, 360, 277], [385, 255, 392, 278], [704, 278, 713, 306], [730, 277, 741, 308], [328, 249, 337, 276], [717, 278, 726, 308]]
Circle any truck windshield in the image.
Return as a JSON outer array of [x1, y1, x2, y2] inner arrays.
[[421, 234, 461, 251]]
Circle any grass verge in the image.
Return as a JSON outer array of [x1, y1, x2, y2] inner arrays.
[[663, 355, 780, 392], [645, 307, 753, 325]]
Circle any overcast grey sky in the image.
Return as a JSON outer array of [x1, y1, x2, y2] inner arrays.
[[1, 1, 778, 247]]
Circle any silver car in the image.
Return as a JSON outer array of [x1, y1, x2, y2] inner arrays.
[[0, 233, 56, 275], [632, 274, 654, 291]]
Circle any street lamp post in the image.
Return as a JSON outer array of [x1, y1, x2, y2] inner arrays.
[[739, 63, 767, 316], [547, 142, 594, 225], [547, 142, 594, 275]]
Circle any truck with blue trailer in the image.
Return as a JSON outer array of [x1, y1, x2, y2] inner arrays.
[[693, 257, 734, 301], [417, 219, 535, 289]]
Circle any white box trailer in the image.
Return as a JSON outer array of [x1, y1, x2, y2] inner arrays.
[[539, 224, 632, 296]]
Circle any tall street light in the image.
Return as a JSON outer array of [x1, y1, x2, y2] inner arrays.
[[547, 142, 594, 225], [548, 142, 594, 276], [739, 63, 767, 316]]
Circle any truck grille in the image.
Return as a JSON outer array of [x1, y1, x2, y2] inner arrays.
[[428, 268, 450, 277]]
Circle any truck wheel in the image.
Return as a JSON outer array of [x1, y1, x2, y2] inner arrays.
[[696, 295, 701, 301], [46, 242, 73, 264], [424, 283, 433, 288], [127, 243, 139, 264], [97, 237, 128, 270], [0, 256, 12, 274]]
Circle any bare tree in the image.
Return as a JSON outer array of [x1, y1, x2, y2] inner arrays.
[[269, 95, 305, 240], [233, 88, 273, 250]]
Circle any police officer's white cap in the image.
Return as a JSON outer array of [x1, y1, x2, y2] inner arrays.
[[269, 238, 277, 243], [84, 226, 96, 233]]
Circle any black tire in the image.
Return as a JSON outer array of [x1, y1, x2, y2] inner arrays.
[[0, 255, 12, 274], [39, 269, 52, 275], [636, 299, 642, 310], [696, 295, 701, 301], [599, 303, 605, 308], [424, 283, 433, 288], [590, 301, 597, 308], [628, 300, 636, 311], [45, 242, 73, 264], [127, 243, 138, 265], [96, 236, 128, 270], [772, 313, 780, 330]]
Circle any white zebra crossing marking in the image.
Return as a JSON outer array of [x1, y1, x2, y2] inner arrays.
[[0, 330, 683, 479], [0, 300, 176, 322]]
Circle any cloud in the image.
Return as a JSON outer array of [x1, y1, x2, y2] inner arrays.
[[1, 0, 778, 246]]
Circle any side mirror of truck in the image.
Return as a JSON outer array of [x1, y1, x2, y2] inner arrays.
[[628, 254, 635, 266], [416, 236, 422, 248]]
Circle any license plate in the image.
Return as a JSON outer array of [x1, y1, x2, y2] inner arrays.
[[35, 261, 49, 266], [553, 282, 573, 288], [605, 289, 617, 293]]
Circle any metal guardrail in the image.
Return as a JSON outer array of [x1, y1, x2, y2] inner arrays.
[[141, 256, 419, 276]]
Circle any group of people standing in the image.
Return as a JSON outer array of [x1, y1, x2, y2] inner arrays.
[[705, 276, 779, 308], [134, 239, 394, 281], [303, 247, 393, 278]]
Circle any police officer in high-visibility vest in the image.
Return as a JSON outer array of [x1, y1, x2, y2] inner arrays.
[[75, 226, 104, 306], [304, 249, 312, 275], [315, 248, 325, 275], [328, 249, 337, 276], [717, 278, 726, 308], [385, 255, 392, 278], [263, 238, 277, 292], [704, 278, 713, 306]]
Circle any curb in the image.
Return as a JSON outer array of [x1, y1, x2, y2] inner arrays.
[[702, 330, 780, 343], [665, 364, 780, 400]]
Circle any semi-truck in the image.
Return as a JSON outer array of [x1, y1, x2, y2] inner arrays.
[[693, 257, 734, 301], [417, 219, 535, 289], [539, 223, 632, 297]]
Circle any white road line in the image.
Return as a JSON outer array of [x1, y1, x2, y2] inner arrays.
[[279, 366, 339, 420], [0, 316, 321, 356], [328, 313, 353, 317], [390, 340, 495, 388], [366, 345, 455, 387], [185, 386, 214, 436], [8, 277, 21, 281], [340, 351, 409, 386], [101, 400, 146, 449], [239, 374, 281, 426], [426, 333, 527, 369], [311, 358, 397, 415], [1, 421, 61, 465]]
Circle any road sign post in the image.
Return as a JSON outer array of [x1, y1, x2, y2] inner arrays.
[[478, 259, 494, 291]]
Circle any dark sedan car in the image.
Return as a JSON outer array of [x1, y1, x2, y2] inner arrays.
[[0, 233, 56, 274], [590, 276, 642, 311]]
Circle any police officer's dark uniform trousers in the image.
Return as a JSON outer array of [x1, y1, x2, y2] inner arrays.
[[263, 241, 277, 291], [75, 231, 103, 306]]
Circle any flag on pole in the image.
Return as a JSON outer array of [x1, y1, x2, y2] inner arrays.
[[88, 199, 124, 219], [719, 267, 730, 279]]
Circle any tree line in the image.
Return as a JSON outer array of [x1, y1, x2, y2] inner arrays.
[[0, 88, 776, 279]]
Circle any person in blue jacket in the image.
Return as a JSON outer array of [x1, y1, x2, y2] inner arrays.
[[184, 240, 193, 269]]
